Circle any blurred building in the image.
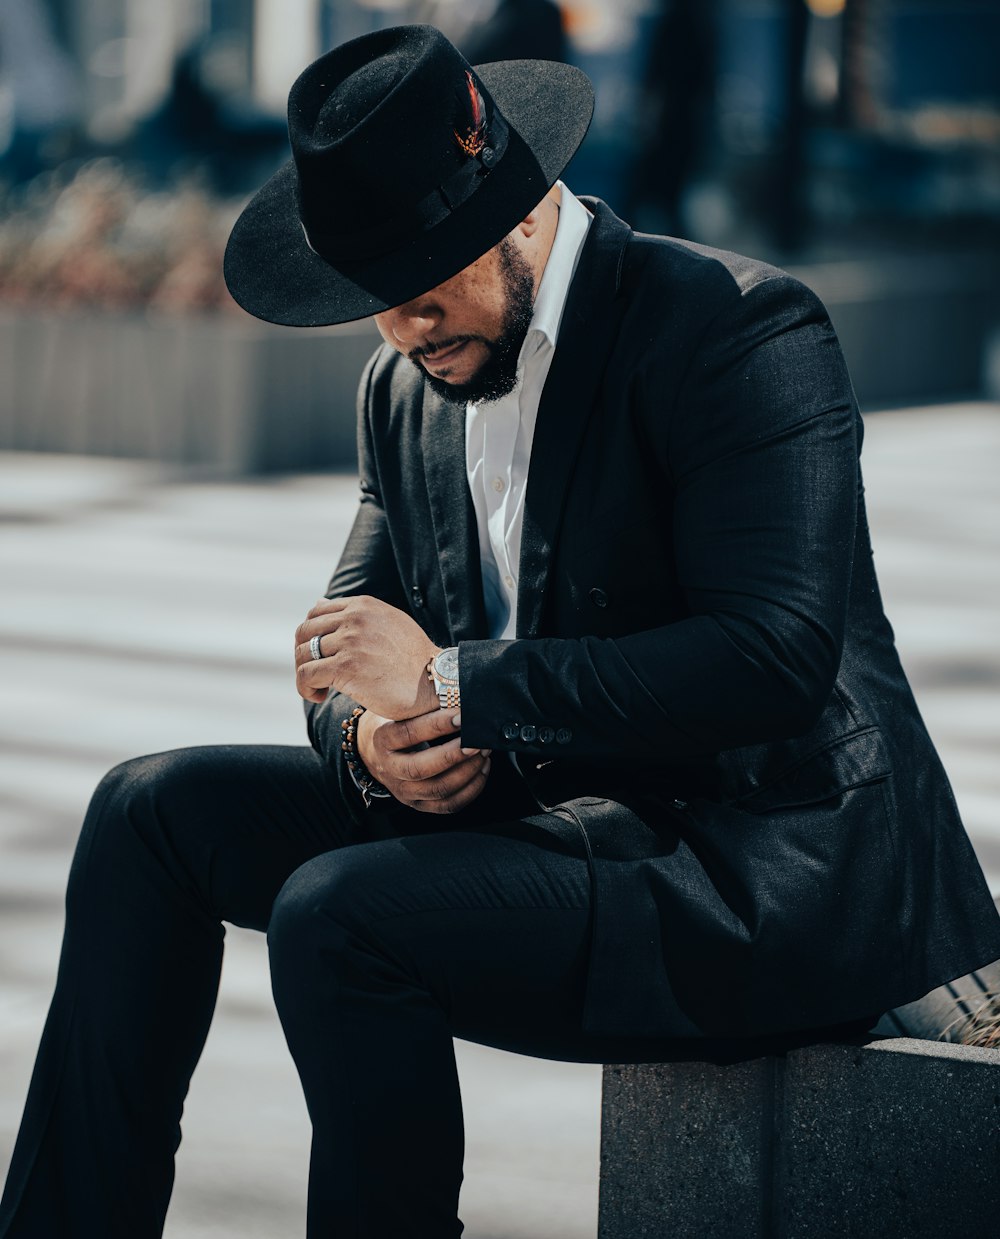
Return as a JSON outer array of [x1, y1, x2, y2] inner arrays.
[[1, 1, 998, 467], [3, 1, 998, 243]]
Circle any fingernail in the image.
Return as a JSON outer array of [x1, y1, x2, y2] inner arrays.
[[461, 746, 479, 756], [481, 749, 492, 757], [451, 712, 462, 727]]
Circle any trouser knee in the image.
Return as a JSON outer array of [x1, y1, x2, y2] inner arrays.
[[68, 749, 217, 916], [71, 752, 167, 875], [267, 844, 405, 1018]]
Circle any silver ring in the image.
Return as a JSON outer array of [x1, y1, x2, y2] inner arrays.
[[309, 635, 323, 661]]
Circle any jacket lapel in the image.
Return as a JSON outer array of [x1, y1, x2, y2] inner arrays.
[[516, 200, 633, 636], [420, 384, 488, 641]]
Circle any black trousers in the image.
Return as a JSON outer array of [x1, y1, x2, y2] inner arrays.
[[0, 744, 872, 1238]]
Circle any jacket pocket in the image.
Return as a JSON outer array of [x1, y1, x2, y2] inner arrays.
[[733, 726, 892, 813]]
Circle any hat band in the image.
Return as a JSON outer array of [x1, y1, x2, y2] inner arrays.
[[301, 111, 509, 264]]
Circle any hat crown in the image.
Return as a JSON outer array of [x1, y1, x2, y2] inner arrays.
[[289, 25, 502, 256], [223, 25, 595, 326]]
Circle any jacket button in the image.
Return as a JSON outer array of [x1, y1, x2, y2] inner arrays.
[[520, 724, 537, 743], [671, 799, 688, 810], [411, 585, 424, 608], [502, 722, 520, 741], [555, 728, 572, 744], [538, 726, 555, 744], [589, 587, 609, 608]]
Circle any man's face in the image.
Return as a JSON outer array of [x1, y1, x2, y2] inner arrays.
[[373, 234, 536, 405]]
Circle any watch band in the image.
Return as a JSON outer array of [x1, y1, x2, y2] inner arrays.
[[427, 647, 460, 711]]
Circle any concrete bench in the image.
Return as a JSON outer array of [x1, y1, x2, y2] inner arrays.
[[0, 310, 379, 473], [598, 962, 1000, 1238]]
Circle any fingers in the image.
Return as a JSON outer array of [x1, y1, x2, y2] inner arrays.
[[293, 602, 355, 664], [383, 707, 465, 752], [405, 750, 489, 799], [391, 742, 490, 791], [292, 616, 349, 699], [293, 648, 334, 702], [403, 756, 492, 816], [294, 650, 336, 697], [293, 623, 338, 670], [365, 707, 491, 814], [294, 615, 342, 651], [306, 596, 350, 620], [294, 594, 404, 651], [292, 623, 332, 702], [300, 594, 386, 622]]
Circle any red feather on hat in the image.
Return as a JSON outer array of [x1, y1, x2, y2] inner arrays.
[[454, 70, 488, 157]]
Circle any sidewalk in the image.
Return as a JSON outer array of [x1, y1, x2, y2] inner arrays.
[[1, 400, 998, 1238]]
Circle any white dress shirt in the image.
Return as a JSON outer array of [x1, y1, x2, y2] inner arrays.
[[465, 185, 592, 640]]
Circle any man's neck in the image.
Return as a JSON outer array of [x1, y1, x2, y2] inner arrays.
[[528, 186, 563, 301]]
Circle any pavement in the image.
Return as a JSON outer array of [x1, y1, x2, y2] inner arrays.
[[0, 400, 998, 1238]]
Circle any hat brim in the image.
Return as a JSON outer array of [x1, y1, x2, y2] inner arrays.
[[223, 59, 594, 327]]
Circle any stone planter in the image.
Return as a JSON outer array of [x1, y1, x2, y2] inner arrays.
[[2, 245, 998, 475], [789, 250, 1000, 407], [600, 935, 1000, 1238], [599, 1035, 1000, 1239], [0, 310, 380, 474]]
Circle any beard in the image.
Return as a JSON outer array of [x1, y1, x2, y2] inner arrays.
[[410, 237, 536, 405]]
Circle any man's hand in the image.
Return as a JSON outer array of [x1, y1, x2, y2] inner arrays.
[[295, 595, 439, 720], [357, 707, 491, 814]]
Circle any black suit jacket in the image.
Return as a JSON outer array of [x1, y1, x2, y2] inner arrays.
[[307, 199, 1000, 1039]]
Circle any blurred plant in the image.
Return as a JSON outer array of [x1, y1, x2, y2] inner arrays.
[[940, 993, 1000, 1050], [0, 158, 242, 313]]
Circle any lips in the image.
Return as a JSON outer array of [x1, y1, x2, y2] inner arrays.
[[422, 340, 468, 371]]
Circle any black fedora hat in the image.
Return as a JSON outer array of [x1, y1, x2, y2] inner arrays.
[[223, 25, 594, 327]]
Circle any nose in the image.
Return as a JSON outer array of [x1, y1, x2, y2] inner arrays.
[[381, 298, 442, 349]]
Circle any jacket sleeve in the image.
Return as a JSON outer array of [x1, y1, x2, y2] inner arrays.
[[304, 350, 410, 809], [458, 275, 860, 760]]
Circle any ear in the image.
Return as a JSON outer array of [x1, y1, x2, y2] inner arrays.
[[514, 209, 541, 239], [514, 187, 559, 240]]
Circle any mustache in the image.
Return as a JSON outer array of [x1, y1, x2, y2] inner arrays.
[[407, 334, 480, 361]]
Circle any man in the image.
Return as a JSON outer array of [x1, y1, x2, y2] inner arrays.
[[3, 24, 999, 1239]]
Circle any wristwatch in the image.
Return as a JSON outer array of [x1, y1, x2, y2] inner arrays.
[[427, 646, 460, 711]]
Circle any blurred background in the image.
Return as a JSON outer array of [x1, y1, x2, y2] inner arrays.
[[1, 0, 999, 456], [1, 3, 999, 1238]]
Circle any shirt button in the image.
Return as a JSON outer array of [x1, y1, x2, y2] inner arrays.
[[502, 722, 520, 741], [410, 585, 424, 608], [538, 726, 555, 744], [520, 724, 537, 743], [503, 574, 515, 589], [492, 477, 505, 493], [555, 728, 572, 744], [589, 587, 609, 608]]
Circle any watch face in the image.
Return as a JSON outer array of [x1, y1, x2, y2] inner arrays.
[[435, 647, 459, 681]]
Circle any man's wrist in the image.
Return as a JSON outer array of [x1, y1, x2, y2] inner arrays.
[[355, 706, 377, 769], [417, 646, 442, 713], [342, 707, 392, 807]]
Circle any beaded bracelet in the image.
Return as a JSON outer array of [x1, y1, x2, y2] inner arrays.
[[341, 706, 392, 808]]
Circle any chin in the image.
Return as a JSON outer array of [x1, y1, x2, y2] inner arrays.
[[421, 366, 519, 406]]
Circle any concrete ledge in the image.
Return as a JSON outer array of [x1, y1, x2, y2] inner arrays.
[[787, 251, 1000, 407], [2, 251, 998, 472], [0, 311, 380, 474], [599, 1037, 1000, 1239], [599, 1054, 778, 1238]]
